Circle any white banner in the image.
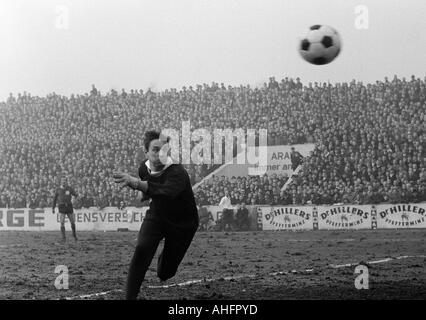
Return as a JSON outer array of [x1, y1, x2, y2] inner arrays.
[[0, 207, 149, 231], [2, 202, 426, 231], [375, 203, 426, 228], [316, 205, 371, 230], [260, 206, 313, 230]]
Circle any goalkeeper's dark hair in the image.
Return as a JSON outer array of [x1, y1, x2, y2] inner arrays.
[[143, 130, 170, 151]]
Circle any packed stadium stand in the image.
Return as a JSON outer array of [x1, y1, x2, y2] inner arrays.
[[0, 76, 425, 209]]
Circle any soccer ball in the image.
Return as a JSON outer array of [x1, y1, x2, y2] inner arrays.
[[298, 25, 341, 65]]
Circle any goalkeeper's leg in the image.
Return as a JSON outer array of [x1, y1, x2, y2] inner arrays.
[[156, 224, 197, 282], [126, 214, 164, 300]]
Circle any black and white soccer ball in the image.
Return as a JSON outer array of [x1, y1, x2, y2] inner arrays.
[[299, 25, 341, 65]]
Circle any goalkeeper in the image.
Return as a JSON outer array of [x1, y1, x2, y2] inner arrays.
[[113, 130, 199, 300]]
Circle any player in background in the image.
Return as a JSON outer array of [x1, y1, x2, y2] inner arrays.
[[113, 130, 199, 300], [52, 177, 78, 242]]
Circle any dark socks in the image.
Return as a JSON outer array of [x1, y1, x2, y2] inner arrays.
[[60, 225, 66, 240], [126, 246, 152, 300], [71, 223, 77, 239]]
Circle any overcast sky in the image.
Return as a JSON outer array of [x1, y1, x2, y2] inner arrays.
[[1, 0, 425, 100]]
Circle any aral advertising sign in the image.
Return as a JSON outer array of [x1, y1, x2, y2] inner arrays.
[[261, 206, 313, 230], [209, 144, 315, 178], [0, 207, 148, 231], [317, 205, 371, 230], [376, 203, 426, 228], [248, 144, 315, 176]]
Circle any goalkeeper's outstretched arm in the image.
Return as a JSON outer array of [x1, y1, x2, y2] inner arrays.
[[113, 171, 148, 193]]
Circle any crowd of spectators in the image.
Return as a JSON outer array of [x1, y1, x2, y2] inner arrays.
[[0, 75, 425, 209], [195, 174, 288, 206], [196, 75, 426, 205]]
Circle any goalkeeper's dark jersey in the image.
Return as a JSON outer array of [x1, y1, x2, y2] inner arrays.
[[139, 163, 199, 229], [53, 186, 77, 213]]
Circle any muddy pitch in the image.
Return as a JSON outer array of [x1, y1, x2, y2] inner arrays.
[[0, 229, 425, 300]]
